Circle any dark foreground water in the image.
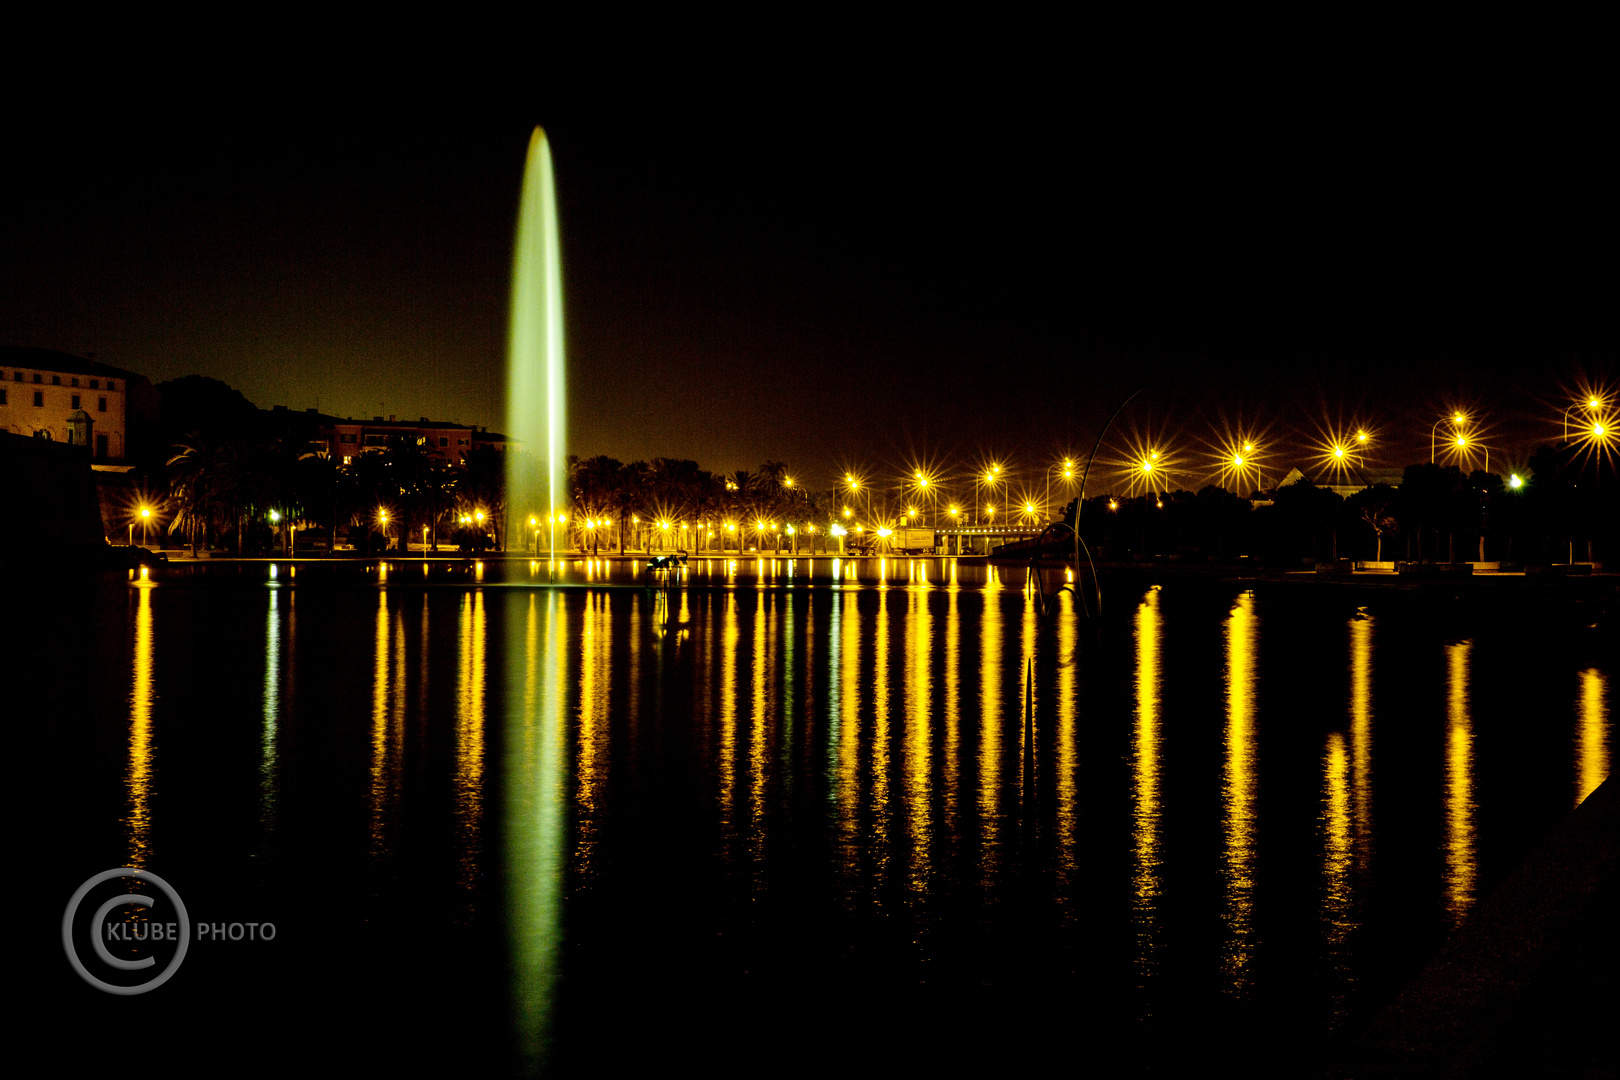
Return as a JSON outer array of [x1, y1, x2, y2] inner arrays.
[[21, 559, 1614, 1075]]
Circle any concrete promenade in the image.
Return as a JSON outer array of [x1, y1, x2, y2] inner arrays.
[[1341, 777, 1616, 1078]]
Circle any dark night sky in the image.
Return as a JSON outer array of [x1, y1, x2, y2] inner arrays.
[[4, 58, 1612, 487]]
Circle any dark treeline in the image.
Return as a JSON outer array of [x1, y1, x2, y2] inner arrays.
[[1079, 451, 1616, 565], [151, 376, 501, 556], [566, 455, 821, 554], [140, 375, 1615, 562]]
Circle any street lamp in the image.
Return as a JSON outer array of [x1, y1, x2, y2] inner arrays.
[[1452, 433, 1488, 473], [1565, 395, 1604, 441], [1432, 412, 1468, 463], [1045, 457, 1076, 515], [977, 463, 1004, 524]]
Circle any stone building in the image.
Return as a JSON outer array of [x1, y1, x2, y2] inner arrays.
[[0, 347, 159, 463]]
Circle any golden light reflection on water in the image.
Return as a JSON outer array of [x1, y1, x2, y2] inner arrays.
[[1055, 589, 1078, 880], [835, 590, 860, 890], [1221, 591, 1259, 993], [455, 590, 487, 893], [369, 591, 407, 857], [904, 585, 933, 895], [979, 565, 1003, 885], [1322, 730, 1353, 1013], [1019, 578, 1036, 797], [719, 593, 740, 837], [1443, 641, 1476, 929], [1319, 611, 1375, 1018], [871, 588, 892, 860], [1130, 587, 1163, 982], [750, 593, 771, 865], [126, 582, 156, 866], [575, 592, 610, 878], [1576, 669, 1609, 806], [1350, 612, 1374, 869], [370, 592, 389, 852], [943, 580, 961, 846]]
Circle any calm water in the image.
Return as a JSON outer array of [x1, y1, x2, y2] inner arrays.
[[25, 559, 1614, 1074]]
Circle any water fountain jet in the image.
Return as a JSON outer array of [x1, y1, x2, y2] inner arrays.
[[507, 126, 567, 560]]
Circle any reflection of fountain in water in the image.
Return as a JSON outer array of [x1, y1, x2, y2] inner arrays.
[[507, 127, 567, 557], [505, 127, 569, 1070]]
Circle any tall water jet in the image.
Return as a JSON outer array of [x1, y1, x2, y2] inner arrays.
[[505, 126, 567, 1075], [507, 127, 567, 556]]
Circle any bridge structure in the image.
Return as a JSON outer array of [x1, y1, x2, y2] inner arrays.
[[931, 525, 1045, 556]]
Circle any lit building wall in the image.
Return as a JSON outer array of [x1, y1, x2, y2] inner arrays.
[[0, 356, 136, 461]]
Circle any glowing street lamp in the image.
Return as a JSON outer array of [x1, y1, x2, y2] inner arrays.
[[1432, 411, 1469, 463], [977, 463, 1004, 524], [1565, 394, 1606, 441], [1045, 457, 1076, 511], [1509, 473, 1524, 490], [131, 504, 154, 547]]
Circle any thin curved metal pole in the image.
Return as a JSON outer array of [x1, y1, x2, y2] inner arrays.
[[1074, 387, 1145, 616]]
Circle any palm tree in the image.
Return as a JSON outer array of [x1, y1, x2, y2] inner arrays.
[[166, 430, 216, 556]]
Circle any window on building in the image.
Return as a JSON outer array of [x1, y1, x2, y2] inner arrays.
[[33, 374, 42, 383], [89, 379, 99, 389], [52, 376, 61, 385], [438, 437, 448, 447], [0, 388, 7, 405], [71, 394, 81, 409], [71, 377, 79, 387], [342, 455, 353, 465], [99, 397, 108, 412], [12, 372, 21, 381], [340, 433, 357, 443], [108, 380, 116, 391], [34, 391, 44, 406]]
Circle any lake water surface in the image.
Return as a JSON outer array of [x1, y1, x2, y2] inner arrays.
[[26, 558, 1613, 1074]]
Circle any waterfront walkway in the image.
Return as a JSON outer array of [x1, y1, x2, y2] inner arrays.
[[1344, 776, 1616, 1078]]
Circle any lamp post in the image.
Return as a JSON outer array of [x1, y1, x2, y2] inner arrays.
[[1565, 396, 1603, 441], [1432, 412, 1467, 463], [909, 471, 934, 525], [977, 464, 1003, 524], [1452, 434, 1488, 473], [1045, 458, 1075, 516]]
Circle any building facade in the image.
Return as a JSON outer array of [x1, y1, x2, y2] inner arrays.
[[303, 413, 479, 467], [0, 348, 157, 463]]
